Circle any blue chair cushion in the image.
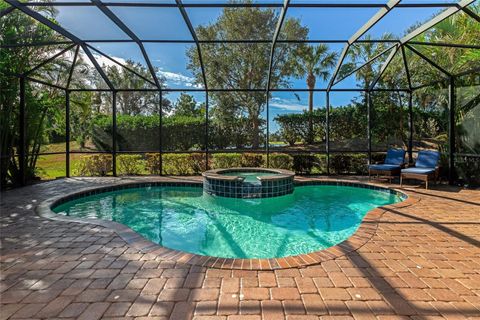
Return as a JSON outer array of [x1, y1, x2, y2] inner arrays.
[[384, 148, 406, 166], [369, 164, 401, 171], [416, 150, 440, 168], [402, 167, 436, 175]]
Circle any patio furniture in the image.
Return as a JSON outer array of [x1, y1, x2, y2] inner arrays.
[[368, 148, 406, 182], [400, 150, 440, 189]]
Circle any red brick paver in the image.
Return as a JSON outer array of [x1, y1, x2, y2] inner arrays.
[[1, 176, 479, 319]]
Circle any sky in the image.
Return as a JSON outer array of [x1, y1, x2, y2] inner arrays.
[[35, 1, 454, 131]]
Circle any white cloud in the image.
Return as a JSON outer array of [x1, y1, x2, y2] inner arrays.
[[93, 54, 127, 69], [270, 97, 308, 112], [83, 52, 202, 88], [157, 70, 203, 88]]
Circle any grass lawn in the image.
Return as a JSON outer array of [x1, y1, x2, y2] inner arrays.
[[36, 142, 149, 179], [36, 141, 95, 180], [36, 154, 85, 180]]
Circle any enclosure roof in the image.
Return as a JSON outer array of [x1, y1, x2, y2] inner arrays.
[[1, 0, 479, 91]]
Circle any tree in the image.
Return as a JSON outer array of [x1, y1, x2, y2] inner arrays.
[[0, 4, 67, 187], [412, 4, 480, 75], [340, 34, 394, 90], [292, 44, 337, 143], [103, 60, 171, 116], [338, 34, 406, 149], [187, 1, 308, 148], [174, 93, 204, 117], [70, 91, 96, 149]]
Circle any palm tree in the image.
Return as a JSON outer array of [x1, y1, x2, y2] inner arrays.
[[293, 44, 337, 144], [341, 34, 394, 90]]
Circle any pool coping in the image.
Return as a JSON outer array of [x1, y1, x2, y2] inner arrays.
[[202, 167, 295, 182], [36, 178, 417, 270]]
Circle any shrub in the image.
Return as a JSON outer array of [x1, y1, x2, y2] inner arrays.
[[439, 153, 449, 179], [292, 154, 316, 174], [313, 154, 328, 174], [117, 154, 144, 175], [162, 116, 205, 151], [269, 153, 293, 170], [330, 153, 368, 174], [350, 154, 368, 174], [74, 154, 112, 176], [145, 153, 161, 175], [189, 153, 208, 174], [456, 155, 480, 187], [371, 152, 386, 164], [163, 154, 192, 175], [241, 153, 264, 167], [92, 114, 204, 152], [211, 153, 242, 169], [274, 110, 326, 145], [145, 153, 206, 175]]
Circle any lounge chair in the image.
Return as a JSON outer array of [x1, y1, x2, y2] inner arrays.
[[400, 150, 440, 189], [369, 148, 406, 182]]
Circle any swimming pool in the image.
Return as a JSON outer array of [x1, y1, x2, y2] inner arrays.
[[52, 184, 402, 259]]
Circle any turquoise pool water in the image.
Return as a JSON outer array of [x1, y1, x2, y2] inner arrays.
[[221, 171, 277, 183], [53, 185, 401, 259]]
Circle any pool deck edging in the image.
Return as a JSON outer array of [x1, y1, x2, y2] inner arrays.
[[36, 178, 417, 270]]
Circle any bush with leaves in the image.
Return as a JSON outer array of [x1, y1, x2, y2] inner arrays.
[[313, 154, 328, 174], [330, 153, 368, 175], [92, 114, 204, 152], [241, 153, 264, 167], [274, 110, 325, 146], [145, 153, 161, 175], [162, 154, 192, 175], [456, 155, 480, 187], [145, 153, 208, 175], [211, 153, 242, 169], [189, 153, 208, 174], [269, 153, 294, 170], [74, 154, 112, 176], [292, 154, 317, 174], [117, 154, 144, 175]]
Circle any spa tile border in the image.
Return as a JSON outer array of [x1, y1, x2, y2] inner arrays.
[[203, 167, 295, 198], [36, 178, 415, 270]]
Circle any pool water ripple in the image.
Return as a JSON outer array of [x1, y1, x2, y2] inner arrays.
[[53, 185, 401, 259]]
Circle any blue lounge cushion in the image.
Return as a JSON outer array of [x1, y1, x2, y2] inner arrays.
[[384, 148, 406, 166], [416, 150, 440, 168], [402, 167, 436, 175], [369, 164, 401, 171]]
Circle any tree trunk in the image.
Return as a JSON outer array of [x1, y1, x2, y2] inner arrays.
[[307, 72, 316, 144], [252, 117, 260, 150]]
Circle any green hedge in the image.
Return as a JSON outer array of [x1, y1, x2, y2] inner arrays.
[[74, 154, 112, 176], [144, 153, 207, 175], [145, 153, 161, 175], [274, 110, 326, 145], [269, 153, 293, 170], [117, 154, 144, 175], [292, 154, 316, 174], [92, 114, 265, 152], [241, 153, 264, 167], [211, 153, 242, 168], [93, 114, 204, 151], [73, 152, 374, 176], [330, 153, 368, 175], [162, 154, 193, 175]]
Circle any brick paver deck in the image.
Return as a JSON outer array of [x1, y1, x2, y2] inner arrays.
[[1, 176, 479, 319]]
